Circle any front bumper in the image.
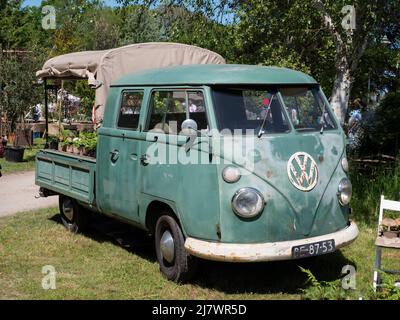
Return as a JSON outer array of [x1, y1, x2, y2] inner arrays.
[[185, 221, 359, 262]]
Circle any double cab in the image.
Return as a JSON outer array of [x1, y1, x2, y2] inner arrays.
[[36, 64, 359, 282]]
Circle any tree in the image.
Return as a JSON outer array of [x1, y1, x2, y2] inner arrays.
[[233, 0, 399, 123], [119, 5, 164, 44], [116, 0, 236, 61], [233, 0, 336, 94], [0, 54, 42, 133], [359, 92, 400, 157], [72, 80, 95, 118], [352, 44, 399, 103], [311, 0, 399, 123]]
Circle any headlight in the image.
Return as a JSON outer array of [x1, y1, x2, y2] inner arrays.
[[232, 188, 265, 218], [338, 178, 352, 206], [222, 166, 241, 183], [341, 157, 349, 173]]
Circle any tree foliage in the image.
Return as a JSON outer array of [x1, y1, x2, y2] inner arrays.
[[0, 0, 398, 140], [0, 54, 42, 132], [359, 92, 400, 156]]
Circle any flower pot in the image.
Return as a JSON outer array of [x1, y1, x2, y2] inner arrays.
[[58, 144, 66, 152], [66, 145, 74, 153], [88, 150, 96, 158], [72, 146, 80, 154], [49, 141, 58, 150], [80, 147, 89, 156], [4, 146, 25, 163]]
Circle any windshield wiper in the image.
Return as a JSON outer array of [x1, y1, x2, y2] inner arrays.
[[257, 94, 275, 138], [320, 101, 327, 135]]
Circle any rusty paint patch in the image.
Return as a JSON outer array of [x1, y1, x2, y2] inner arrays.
[[216, 224, 221, 240], [266, 170, 273, 179]]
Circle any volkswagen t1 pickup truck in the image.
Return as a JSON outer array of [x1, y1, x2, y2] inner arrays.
[[36, 64, 359, 282]]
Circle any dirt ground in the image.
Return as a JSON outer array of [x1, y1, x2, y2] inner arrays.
[[0, 171, 58, 217]]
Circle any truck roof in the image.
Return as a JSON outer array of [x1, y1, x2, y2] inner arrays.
[[112, 64, 318, 87]]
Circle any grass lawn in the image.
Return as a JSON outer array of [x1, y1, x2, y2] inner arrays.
[[0, 207, 399, 300], [0, 139, 45, 175]]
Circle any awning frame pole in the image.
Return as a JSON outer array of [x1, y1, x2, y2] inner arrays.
[[44, 78, 49, 149]]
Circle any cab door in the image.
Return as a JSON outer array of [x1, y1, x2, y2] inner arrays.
[[138, 88, 221, 240], [97, 89, 144, 221]]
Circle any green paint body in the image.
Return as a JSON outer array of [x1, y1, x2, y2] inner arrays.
[[36, 65, 350, 244]]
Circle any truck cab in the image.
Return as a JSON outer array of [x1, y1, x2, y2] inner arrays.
[[36, 64, 358, 282]]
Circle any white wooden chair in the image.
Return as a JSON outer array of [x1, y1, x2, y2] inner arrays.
[[373, 195, 400, 291]]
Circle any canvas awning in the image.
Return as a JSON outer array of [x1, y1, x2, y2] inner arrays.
[[36, 42, 225, 125]]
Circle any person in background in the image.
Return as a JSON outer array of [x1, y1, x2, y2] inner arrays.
[[33, 104, 41, 122], [189, 99, 197, 113], [347, 99, 364, 149]]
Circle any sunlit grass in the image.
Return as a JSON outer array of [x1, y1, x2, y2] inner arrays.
[[0, 207, 398, 300], [350, 158, 400, 225]]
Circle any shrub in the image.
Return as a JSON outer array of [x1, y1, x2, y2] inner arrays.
[[359, 92, 400, 157], [79, 132, 97, 152], [299, 267, 350, 300], [365, 272, 400, 300]]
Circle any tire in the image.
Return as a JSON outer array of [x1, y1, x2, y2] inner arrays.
[[155, 213, 197, 283], [59, 195, 89, 233]]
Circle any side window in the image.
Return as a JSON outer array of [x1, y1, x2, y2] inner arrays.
[[188, 91, 208, 131], [147, 90, 208, 134], [117, 91, 144, 130]]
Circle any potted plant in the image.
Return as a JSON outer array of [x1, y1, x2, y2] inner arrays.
[[58, 143, 66, 152], [80, 132, 97, 157], [65, 137, 74, 153], [47, 135, 59, 150], [72, 137, 83, 155], [57, 130, 74, 153]]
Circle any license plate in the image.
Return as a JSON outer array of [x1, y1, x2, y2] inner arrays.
[[292, 239, 335, 259]]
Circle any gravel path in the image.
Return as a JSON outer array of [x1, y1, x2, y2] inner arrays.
[[0, 171, 58, 218]]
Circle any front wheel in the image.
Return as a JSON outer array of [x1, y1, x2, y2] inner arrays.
[[59, 195, 89, 233], [155, 214, 197, 283]]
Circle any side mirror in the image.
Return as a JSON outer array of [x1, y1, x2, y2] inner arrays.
[[181, 119, 198, 135]]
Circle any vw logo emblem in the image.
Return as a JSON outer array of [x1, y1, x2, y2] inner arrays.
[[287, 152, 318, 192]]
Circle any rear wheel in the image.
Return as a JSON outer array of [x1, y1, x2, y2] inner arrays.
[[59, 195, 89, 233], [155, 213, 197, 283]]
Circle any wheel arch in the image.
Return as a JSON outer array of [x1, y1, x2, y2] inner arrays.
[[145, 200, 185, 236]]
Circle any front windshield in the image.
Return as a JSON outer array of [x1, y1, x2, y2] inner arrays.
[[280, 87, 336, 132], [212, 86, 336, 134], [212, 87, 290, 134]]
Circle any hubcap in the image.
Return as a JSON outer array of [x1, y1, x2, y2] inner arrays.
[[62, 198, 74, 221], [160, 230, 175, 264]]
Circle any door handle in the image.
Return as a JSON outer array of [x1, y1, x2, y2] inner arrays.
[[110, 150, 120, 162], [140, 154, 150, 166], [130, 153, 138, 161]]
